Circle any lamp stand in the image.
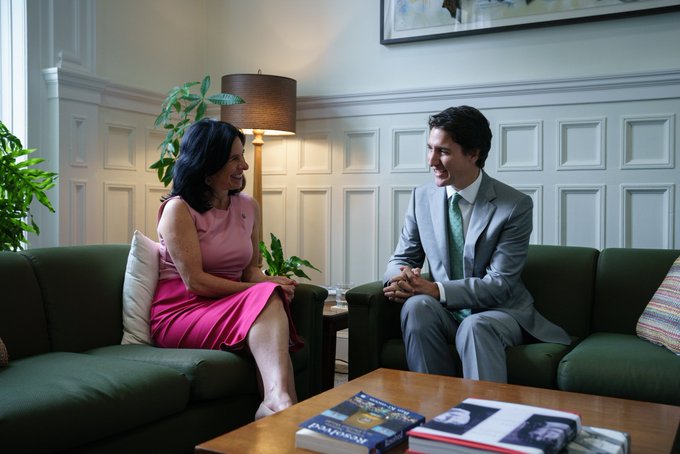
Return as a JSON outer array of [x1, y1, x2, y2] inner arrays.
[[251, 129, 265, 247]]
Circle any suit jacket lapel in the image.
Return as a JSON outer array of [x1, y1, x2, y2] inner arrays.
[[429, 185, 450, 274], [465, 173, 497, 272]]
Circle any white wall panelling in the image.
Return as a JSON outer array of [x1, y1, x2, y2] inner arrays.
[[45, 0, 95, 73], [497, 121, 543, 172], [556, 185, 606, 249], [297, 187, 331, 286], [343, 130, 380, 173], [69, 114, 88, 167], [103, 122, 135, 170], [262, 136, 288, 175], [102, 182, 134, 244], [145, 185, 166, 242], [144, 128, 165, 174], [263, 186, 288, 247], [557, 118, 606, 170], [298, 132, 332, 174], [391, 128, 429, 173], [620, 184, 675, 249], [390, 186, 417, 252], [343, 187, 380, 285], [621, 114, 675, 169], [69, 179, 86, 245], [42, 67, 680, 286], [515, 185, 544, 245]]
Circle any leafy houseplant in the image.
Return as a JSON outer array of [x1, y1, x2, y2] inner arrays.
[[259, 233, 321, 280], [0, 121, 58, 251], [150, 75, 244, 186]]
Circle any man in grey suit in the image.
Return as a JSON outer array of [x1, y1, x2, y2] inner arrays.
[[383, 106, 570, 383]]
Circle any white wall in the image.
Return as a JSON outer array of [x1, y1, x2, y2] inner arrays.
[[205, 0, 680, 96], [28, 0, 680, 288], [96, 0, 208, 93]]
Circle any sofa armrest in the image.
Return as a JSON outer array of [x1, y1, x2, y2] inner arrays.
[[346, 281, 404, 380], [288, 283, 327, 397]]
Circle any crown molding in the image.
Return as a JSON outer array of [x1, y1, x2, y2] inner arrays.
[[42, 67, 164, 115], [296, 69, 680, 120], [41, 67, 680, 121]]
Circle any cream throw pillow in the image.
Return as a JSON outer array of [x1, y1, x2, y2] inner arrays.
[[636, 255, 680, 355], [121, 230, 160, 345]]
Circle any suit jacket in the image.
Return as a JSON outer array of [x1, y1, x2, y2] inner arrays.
[[385, 172, 570, 345]]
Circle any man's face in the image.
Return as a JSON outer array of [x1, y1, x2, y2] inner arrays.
[[427, 127, 480, 190]]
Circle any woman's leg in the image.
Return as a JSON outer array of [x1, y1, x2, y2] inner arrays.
[[247, 292, 297, 418]]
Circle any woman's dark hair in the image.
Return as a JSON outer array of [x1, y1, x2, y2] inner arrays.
[[168, 118, 246, 212], [428, 105, 492, 169]]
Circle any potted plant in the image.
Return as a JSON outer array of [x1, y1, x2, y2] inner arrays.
[[259, 233, 320, 280], [150, 75, 244, 186], [0, 121, 58, 251]]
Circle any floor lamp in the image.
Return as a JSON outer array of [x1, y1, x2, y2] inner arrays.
[[220, 72, 297, 245]]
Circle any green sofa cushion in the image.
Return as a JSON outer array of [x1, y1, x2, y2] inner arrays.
[[0, 352, 189, 453], [507, 340, 576, 389], [382, 338, 573, 390], [20, 245, 131, 352], [593, 248, 680, 334], [0, 251, 50, 359], [522, 245, 598, 340], [87, 344, 259, 401], [557, 332, 680, 406]]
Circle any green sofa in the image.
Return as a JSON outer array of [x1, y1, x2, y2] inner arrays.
[[0, 244, 326, 453], [346, 245, 680, 406]]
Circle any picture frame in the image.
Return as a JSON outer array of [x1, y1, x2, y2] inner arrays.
[[381, 0, 680, 44]]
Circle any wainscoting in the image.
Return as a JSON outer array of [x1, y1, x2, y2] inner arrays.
[[42, 68, 680, 288]]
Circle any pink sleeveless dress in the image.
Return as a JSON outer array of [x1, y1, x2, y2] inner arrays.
[[149, 194, 303, 352]]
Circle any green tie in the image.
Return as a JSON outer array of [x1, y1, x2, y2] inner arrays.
[[448, 193, 470, 322]]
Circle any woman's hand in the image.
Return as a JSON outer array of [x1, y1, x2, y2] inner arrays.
[[266, 275, 297, 302]]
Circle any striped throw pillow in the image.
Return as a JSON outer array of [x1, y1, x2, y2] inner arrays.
[[636, 255, 680, 355]]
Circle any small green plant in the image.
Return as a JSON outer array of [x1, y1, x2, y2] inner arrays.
[[0, 121, 58, 251], [151, 75, 244, 186], [259, 233, 321, 280]]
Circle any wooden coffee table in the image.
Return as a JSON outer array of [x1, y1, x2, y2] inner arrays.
[[195, 368, 680, 453]]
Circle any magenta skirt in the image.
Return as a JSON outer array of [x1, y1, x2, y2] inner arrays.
[[150, 278, 303, 352]]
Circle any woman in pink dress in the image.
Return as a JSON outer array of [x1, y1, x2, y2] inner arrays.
[[150, 118, 302, 420]]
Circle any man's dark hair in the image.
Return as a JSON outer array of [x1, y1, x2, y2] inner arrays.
[[428, 105, 492, 169], [168, 118, 246, 212]]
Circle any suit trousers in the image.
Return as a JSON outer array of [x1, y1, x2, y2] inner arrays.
[[400, 294, 523, 383]]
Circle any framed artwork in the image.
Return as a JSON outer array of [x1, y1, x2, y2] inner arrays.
[[381, 0, 680, 44]]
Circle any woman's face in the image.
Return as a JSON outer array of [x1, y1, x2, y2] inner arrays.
[[209, 139, 248, 192]]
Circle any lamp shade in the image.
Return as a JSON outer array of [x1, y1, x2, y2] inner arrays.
[[221, 73, 297, 136]]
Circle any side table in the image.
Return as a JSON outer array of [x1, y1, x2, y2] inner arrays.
[[321, 301, 348, 391]]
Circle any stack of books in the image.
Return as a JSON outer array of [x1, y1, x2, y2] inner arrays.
[[407, 398, 629, 454], [295, 394, 629, 454], [296, 391, 425, 453]]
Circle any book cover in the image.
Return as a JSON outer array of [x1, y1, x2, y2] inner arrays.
[[408, 398, 581, 454], [565, 425, 630, 454], [296, 391, 426, 454]]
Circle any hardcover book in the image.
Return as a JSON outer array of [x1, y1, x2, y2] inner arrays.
[[296, 391, 426, 454], [565, 425, 630, 454], [407, 398, 581, 454]]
